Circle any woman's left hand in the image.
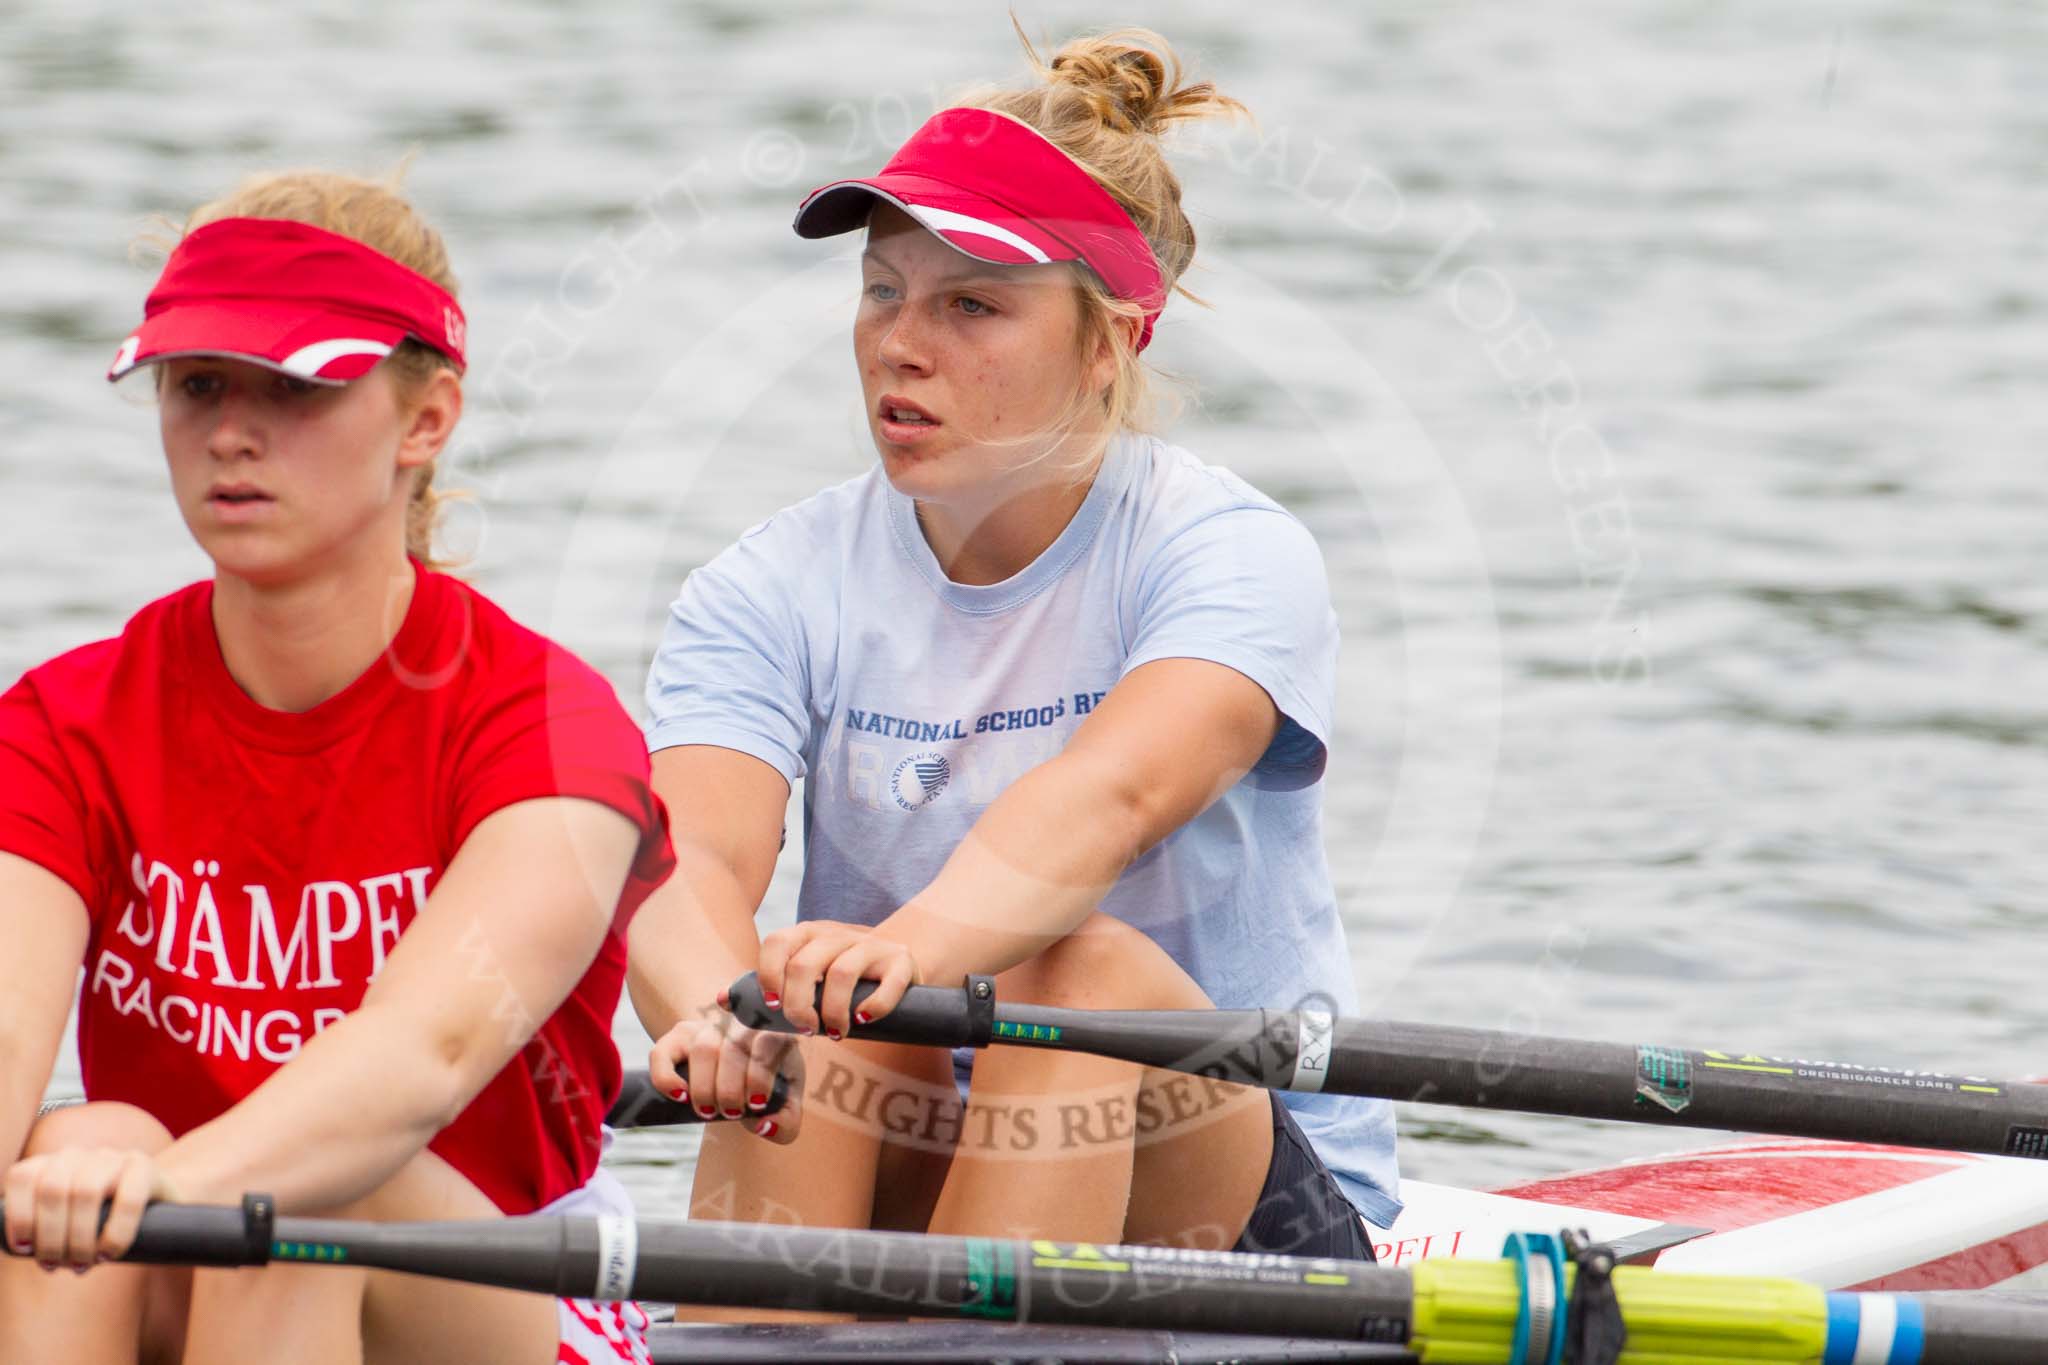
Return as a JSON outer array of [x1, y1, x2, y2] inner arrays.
[[758, 922, 921, 1037], [3, 1146, 178, 1272]]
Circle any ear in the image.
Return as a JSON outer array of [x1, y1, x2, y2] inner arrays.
[[395, 368, 463, 472], [1085, 311, 1142, 398]]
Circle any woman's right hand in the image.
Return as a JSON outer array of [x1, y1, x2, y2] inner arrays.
[[3, 1145, 176, 1271], [648, 998, 802, 1144]]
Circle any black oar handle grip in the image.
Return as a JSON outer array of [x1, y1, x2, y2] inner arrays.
[[606, 1069, 790, 1129], [725, 972, 996, 1048], [0, 1193, 274, 1268]]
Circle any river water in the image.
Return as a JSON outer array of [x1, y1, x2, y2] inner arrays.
[[6, 3, 2047, 1216]]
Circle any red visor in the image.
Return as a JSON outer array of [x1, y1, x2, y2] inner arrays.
[[794, 108, 1168, 350], [107, 216, 467, 384]]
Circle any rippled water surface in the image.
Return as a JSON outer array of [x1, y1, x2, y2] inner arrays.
[[7, 3, 2048, 1211]]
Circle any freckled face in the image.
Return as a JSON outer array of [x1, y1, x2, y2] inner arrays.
[[158, 357, 423, 586], [854, 203, 1107, 504]]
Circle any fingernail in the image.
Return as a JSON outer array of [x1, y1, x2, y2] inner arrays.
[[826, 1028, 842, 1041], [763, 992, 781, 1008], [670, 1087, 687, 1102], [722, 1106, 743, 1119], [748, 1093, 769, 1109], [696, 1105, 716, 1118], [854, 1011, 871, 1025], [799, 1026, 816, 1036], [756, 1119, 778, 1139], [96, 1253, 112, 1265]]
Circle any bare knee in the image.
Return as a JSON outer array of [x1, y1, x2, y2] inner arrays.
[[998, 913, 1206, 1011], [24, 1102, 174, 1158]]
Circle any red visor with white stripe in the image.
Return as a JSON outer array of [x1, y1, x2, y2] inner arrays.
[[794, 107, 1168, 350], [107, 216, 467, 384]]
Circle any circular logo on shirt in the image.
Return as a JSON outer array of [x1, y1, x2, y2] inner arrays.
[[891, 750, 952, 811]]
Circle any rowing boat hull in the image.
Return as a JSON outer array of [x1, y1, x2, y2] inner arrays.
[[1372, 1137, 2048, 1290]]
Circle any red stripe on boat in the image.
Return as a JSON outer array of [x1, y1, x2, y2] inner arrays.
[[1492, 1145, 1958, 1233], [1845, 1219, 2048, 1292]]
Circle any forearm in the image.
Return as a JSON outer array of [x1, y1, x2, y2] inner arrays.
[[0, 1006, 70, 1166], [627, 846, 766, 1038], [0, 857, 90, 1163], [0, 1031, 60, 1167], [876, 749, 1150, 985], [153, 1002, 477, 1211]]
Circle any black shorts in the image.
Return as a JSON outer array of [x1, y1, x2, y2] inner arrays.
[[1231, 1093, 1378, 1262]]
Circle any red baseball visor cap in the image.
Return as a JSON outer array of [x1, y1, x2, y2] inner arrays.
[[108, 216, 467, 385], [793, 107, 1168, 350]]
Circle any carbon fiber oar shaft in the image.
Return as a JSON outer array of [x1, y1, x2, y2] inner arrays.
[[724, 973, 2048, 1160]]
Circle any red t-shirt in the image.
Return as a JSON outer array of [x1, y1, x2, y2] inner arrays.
[[0, 564, 675, 1213]]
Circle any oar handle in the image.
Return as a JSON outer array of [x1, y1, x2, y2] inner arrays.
[[0, 1193, 275, 1268], [606, 1069, 790, 1129], [724, 971, 996, 1047]]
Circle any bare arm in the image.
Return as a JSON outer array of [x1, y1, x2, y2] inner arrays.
[[0, 853, 88, 1166], [151, 795, 639, 1212], [626, 745, 791, 1040], [772, 657, 1282, 1032], [628, 745, 799, 1140]]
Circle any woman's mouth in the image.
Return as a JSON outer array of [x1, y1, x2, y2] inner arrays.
[[877, 395, 942, 445], [206, 484, 277, 520]]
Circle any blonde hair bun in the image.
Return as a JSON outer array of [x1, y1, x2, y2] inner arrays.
[[1040, 29, 1233, 138]]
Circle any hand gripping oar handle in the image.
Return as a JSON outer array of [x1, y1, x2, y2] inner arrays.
[[0, 1193, 278, 1269], [605, 1068, 790, 1129], [725, 972, 998, 1047]]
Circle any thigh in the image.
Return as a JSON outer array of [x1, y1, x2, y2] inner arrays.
[[929, 915, 1273, 1247], [184, 1259, 372, 1365], [1122, 1069, 1274, 1251], [182, 1145, 555, 1365], [865, 1045, 960, 1235], [353, 1148, 557, 1365], [927, 1029, 1143, 1244], [680, 1034, 954, 1323], [688, 1034, 949, 1229]]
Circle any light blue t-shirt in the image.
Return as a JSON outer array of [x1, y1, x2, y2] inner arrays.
[[645, 433, 1401, 1223]]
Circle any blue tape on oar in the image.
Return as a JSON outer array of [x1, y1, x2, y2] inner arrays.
[[1823, 1294, 1858, 1365], [1889, 1297, 1925, 1365], [1823, 1293, 1925, 1365]]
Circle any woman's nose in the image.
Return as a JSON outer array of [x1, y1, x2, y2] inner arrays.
[[203, 387, 263, 461], [876, 304, 934, 375]]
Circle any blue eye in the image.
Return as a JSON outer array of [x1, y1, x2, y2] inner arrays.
[[865, 281, 900, 302], [956, 296, 993, 316], [275, 375, 318, 396], [180, 373, 223, 397]]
